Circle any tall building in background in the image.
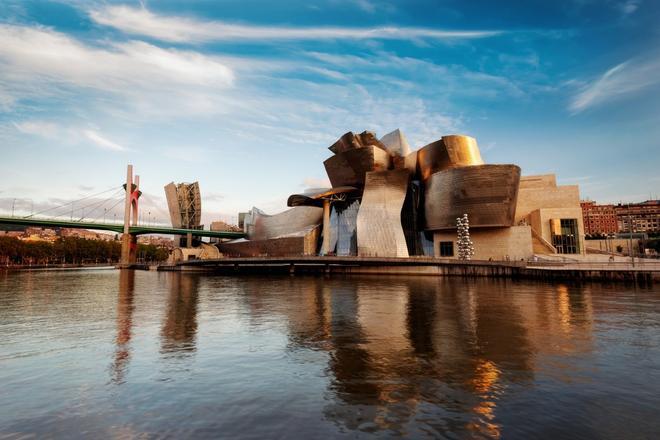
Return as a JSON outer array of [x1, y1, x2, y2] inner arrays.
[[581, 199, 660, 235], [164, 182, 202, 230], [580, 200, 618, 236], [615, 200, 660, 233]]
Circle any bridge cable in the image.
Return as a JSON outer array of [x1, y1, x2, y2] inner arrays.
[[100, 197, 129, 224], [73, 188, 126, 222], [23, 186, 123, 219], [54, 188, 124, 221]]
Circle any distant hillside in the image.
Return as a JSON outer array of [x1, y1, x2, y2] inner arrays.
[[0, 224, 27, 232]]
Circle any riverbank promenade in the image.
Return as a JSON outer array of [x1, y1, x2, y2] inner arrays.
[[161, 255, 660, 283]]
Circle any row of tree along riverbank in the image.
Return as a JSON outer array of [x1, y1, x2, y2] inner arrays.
[[0, 236, 169, 266]]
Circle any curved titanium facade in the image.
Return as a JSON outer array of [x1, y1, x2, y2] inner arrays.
[[379, 129, 411, 158], [424, 164, 521, 230], [287, 186, 358, 208], [356, 170, 410, 257], [244, 206, 323, 240], [328, 131, 386, 154], [417, 135, 484, 181], [324, 146, 391, 188]]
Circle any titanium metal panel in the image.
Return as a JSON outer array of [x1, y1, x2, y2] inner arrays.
[[379, 129, 411, 158], [287, 186, 358, 208], [356, 170, 410, 257], [417, 135, 484, 181], [324, 145, 391, 188], [328, 131, 387, 154], [244, 206, 323, 241], [424, 164, 521, 230]]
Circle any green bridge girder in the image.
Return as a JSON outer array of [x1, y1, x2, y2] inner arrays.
[[0, 216, 245, 239]]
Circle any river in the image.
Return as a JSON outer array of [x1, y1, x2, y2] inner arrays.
[[1, 270, 659, 438]]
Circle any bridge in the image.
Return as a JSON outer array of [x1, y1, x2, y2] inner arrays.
[[0, 216, 244, 239], [1, 164, 245, 267]]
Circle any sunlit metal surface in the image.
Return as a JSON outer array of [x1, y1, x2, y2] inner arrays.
[[424, 164, 521, 230], [404, 150, 418, 175], [244, 206, 323, 240], [324, 145, 391, 188], [328, 131, 387, 154], [356, 170, 410, 257], [287, 186, 359, 207], [417, 135, 484, 181], [380, 129, 411, 159]]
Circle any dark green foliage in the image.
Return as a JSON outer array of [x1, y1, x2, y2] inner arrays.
[[0, 236, 169, 265], [646, 239, 660, 253]]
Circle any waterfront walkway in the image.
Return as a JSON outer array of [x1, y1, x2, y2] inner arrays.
[[164, 255, 660, 282]]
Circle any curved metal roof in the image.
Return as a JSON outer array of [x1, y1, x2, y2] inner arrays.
[[287, 186, 359, 207]]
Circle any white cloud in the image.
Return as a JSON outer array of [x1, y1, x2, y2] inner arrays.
[[569, 57, 660, 113], [13, 120, 61, 139], [0, 23, 234, 113], [83, 130, 126, 152], [89, 5, 502, 43], [619, 0, 641, 15], [12, 119, 128, 153]]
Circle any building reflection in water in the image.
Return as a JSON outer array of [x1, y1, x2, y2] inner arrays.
[[160, 272, 200, 356], [111, 269, 135, 384], [276, 276, 594, 437]]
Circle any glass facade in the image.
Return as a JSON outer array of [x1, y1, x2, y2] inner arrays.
[[551, 218, 580, 254], [326, 200, 360, 256], [439, 241, 454, 257], [335, 200, 360, 256]]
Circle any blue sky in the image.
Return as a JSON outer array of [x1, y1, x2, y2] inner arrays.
[[0, 0, 658, 225]]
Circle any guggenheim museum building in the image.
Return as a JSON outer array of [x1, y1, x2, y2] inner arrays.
[[217, 130, 585, 261]]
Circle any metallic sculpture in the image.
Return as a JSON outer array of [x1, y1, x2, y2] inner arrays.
[[424, 164, 521, 230], [417, 135, 484, 181], [164, 182, 202, 229], [356, 170, 410, 257], [456, 214, 475, 260]]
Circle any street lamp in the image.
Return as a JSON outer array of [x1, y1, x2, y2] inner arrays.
[[11, 198, 15, 217], [628, 202, 635, 267]]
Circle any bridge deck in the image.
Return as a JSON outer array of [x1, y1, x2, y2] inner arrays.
[[0, 216, 245, 238]]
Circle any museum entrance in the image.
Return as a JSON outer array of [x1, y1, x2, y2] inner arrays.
[[551, 218, 580, 254]]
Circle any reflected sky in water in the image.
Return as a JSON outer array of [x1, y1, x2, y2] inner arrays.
[[1, 271, 659, 439]]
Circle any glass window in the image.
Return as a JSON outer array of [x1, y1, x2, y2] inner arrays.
[[439, 241, 454, 257], [551, 218, 579, 254]]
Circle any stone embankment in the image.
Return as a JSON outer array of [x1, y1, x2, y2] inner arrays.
[[161, 256, 660, 283]]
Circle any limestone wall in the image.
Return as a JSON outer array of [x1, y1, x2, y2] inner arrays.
[[433, 226, 533, 261]]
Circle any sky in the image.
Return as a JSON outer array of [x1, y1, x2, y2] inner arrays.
[[0, 0, 659, 226]]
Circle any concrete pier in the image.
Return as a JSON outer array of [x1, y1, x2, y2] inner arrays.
[[160, 256, 660, 283]]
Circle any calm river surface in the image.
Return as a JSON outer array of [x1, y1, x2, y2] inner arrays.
[[1, 270, 659, 439]]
